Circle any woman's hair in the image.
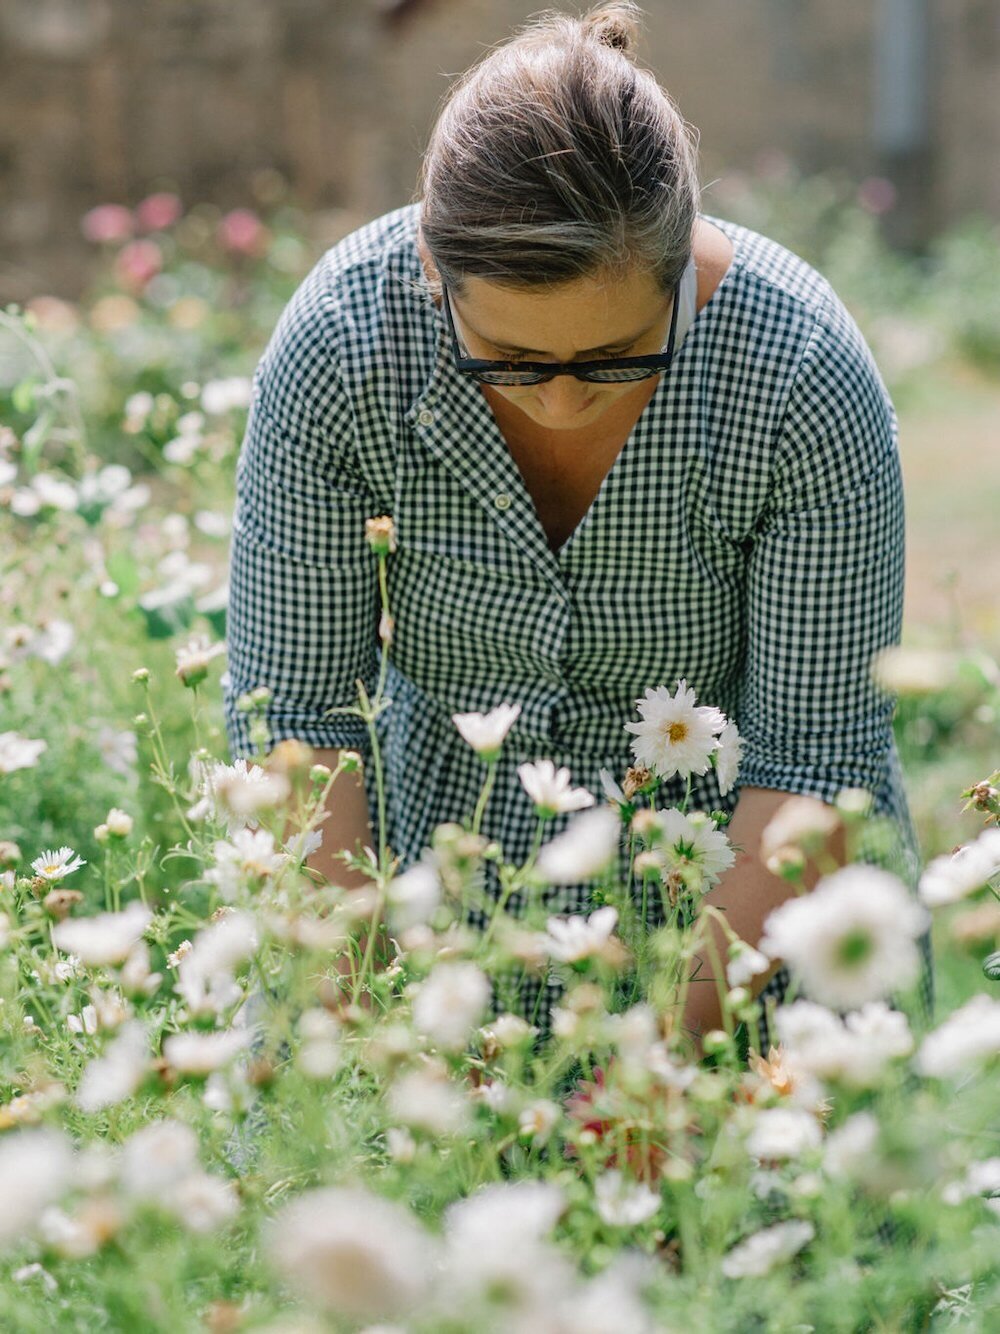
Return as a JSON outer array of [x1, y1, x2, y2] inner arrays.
[[417, 2, 701, 298]]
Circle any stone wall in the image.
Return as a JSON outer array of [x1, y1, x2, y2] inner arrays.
[[1, 0, 997, 301]]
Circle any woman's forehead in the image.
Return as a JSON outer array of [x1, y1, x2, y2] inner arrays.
[[453, 267, 670, 354]]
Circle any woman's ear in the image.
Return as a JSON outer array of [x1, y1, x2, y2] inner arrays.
[[416, 224, 442, 303]]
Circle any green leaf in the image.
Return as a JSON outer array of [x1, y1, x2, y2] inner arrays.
[[105, 550, 141, 599], [11, 378, 37, 415], [137, 591, 196, 640]]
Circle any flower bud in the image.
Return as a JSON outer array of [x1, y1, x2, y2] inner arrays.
[[0, 841, 21, 869], [131, 667, 150, 684], [364, 514, 397, 555], [105, 808, 133, 838]]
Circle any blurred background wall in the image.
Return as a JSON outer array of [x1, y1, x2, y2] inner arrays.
[[2, 0, 999, 303]]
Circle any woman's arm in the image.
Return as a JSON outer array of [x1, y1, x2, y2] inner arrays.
[[679, 785, 846, 1055]]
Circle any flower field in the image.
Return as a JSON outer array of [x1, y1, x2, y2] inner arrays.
[[1, 187, 999, 1331]]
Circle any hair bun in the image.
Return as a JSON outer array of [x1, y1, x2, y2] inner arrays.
[[581, 2, 641, 57]]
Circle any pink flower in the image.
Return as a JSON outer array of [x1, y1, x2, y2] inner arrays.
[[81, 204, 134, 245], [217, 209, 269, 257], [114, 240, 163, 294], [857, 177, 897, 215], [135, 192, 183, 232]]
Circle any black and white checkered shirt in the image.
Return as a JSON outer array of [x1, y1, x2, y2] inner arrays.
[[224, 203, 934, 1045]]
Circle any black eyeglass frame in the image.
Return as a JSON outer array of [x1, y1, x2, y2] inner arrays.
[[441, 282, 680, 385]]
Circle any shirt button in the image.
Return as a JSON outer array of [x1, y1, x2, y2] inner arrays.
[[493, 492, 512, 511], [417, 408, 435, 426]]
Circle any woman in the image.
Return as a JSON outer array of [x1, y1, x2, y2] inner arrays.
[[224, 2, 933, 1050]]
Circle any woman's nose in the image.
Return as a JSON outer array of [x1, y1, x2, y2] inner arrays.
[[532, 374, 595, 419]]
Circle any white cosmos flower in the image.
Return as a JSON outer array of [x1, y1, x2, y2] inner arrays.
[[120, 1120, 199, 1197], [746, 1107, 822, 1163], [52, 902, 152, 966], [714, 720, 744, 796], [168, 1172, 240, 1233], [412, 962, 491, 1051], [721, 1219, 815, 1279], [598, 767, 627, 809], [918, 827, 1000, 907], [451, 702, 521, 757], [759, 865, 929, 1011], [594, 1171, 661, 1226], [517, 760, 595, 816], [188, 757, 288, 833], [624, 679, 726, 781], [542, 906, 618, 963], [915, 994, 1000, 1078], [75, 1021, 149, 1112], [387, 857, 442, 931], [388, 1066, 470, 1136], [442, 1181, 572, 1309], [536, 806, 620, 883], [760, 794, 842, 864], [726, 942, 771, 989], [31, 846, 86, 881], [174, 632, 225, 687], [95, 726, 137, 778], [0, 732, 47, 774], [0, 1129, 76, 1250], [658, 808, 735, 890], [205, 828, 287, 900], [823, 1112, 880, 1180], [162, 1028, 253, 1075], [776, 999, 913, 1088], [265, 1186, 438, 1320]]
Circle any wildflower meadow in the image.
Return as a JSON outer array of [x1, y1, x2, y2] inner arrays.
[[1, 185, 999, 1332]]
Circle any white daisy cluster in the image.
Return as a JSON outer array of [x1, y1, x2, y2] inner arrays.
[[625, 678, 743, 795]]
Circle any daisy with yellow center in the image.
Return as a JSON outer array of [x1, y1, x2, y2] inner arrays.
[[624, 678, 727, 782]]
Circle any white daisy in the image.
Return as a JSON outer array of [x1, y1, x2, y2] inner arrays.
[[266, 1186, 437, 1320], [541, 905, 619, 963], [918, 827, 1000, 907], [726, 942, 771, 989], [594, 1170, 661, 1227], [451, 702, 521, 758], [916, 994, 1000, 1078], [174, 632, 225, 687], [714, 720, 744, 796], [623, 679, 726, 781], [759, 865, 929, 1011], [517, 760, 595, 817], [536, 806, 620, 883], [204, 828, 287, 900], [412, 962, 491, 1052], [746, 1107, 822, 1163], [658, 808, 735, 890], [75, 1021, 149, 1112], [31, 846, 86, 882], [162, 1028, 253, 1075], [721, 1219, 815, 1279], [0, 732, 47, 775], [52, 902, 152, 967]]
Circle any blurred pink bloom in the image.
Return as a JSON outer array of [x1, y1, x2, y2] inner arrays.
[[135, 192, 183, 232], [754, 148, 794, 184], [218, 208, 269, 257], [857, 176, 897, 215], [114, 240, 163, 293], [81, 204, 134, 244]]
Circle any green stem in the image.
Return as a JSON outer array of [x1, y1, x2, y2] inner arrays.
[[470, 759, 498, 838]]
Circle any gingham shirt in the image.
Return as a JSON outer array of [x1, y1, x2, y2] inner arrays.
[[224, 203, 933, 1041]]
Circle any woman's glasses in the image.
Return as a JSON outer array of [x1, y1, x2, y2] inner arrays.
[[441, 283, 679, 386]]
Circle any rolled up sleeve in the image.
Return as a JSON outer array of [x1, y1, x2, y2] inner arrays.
[[735, 312, 904, 810], [223, 304, 380, 760]]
